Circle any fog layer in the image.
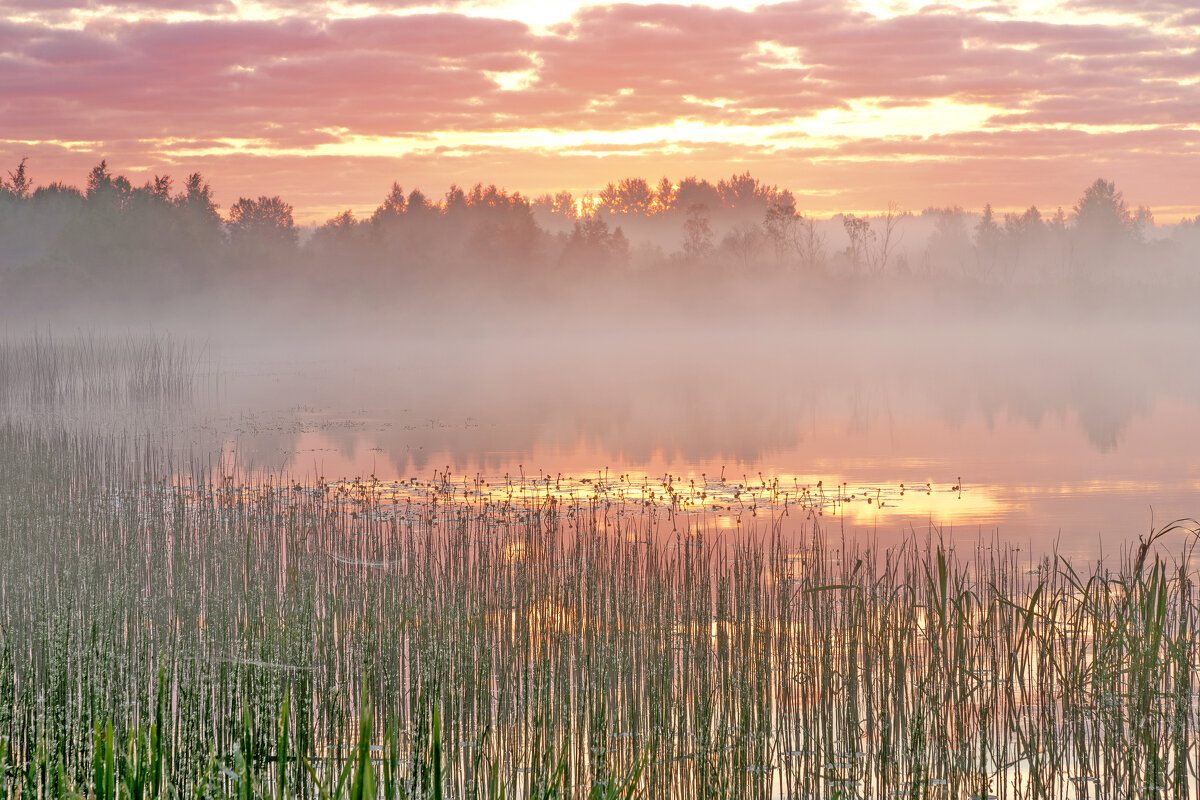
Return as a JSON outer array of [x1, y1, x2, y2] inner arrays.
[[3, 164, 1198, 554], [2, 164, 1198, 325]]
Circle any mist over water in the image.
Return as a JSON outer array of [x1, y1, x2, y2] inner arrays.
[[9, 1, 1200, 789], [7, 308, 1178, 560], [4, 167, 1199, 558], [6, 168, 1200, 798]]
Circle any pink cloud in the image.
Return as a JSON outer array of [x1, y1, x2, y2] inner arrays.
[[0, 0, 235, 9], [1, 1, 1197, 219]]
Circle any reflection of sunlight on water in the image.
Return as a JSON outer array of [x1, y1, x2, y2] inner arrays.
[[837, 481, 1010, 526], [205, 395, 1200, 556], [308, 468, 989, 525], [502, 540, 529, 564], [203, 439, 1014, 535], [194, 326, 1200, 562]]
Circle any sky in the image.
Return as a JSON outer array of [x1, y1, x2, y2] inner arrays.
[[1, 0, 1197, 224]]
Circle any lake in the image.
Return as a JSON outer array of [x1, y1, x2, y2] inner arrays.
[[185, 313, 1200, 561], [4, 313, 1199, 798]]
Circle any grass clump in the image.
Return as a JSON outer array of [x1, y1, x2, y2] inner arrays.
[[0, 332, 200, 409]]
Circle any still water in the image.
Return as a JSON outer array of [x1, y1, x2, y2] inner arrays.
[[192, 316, 1199, 560]]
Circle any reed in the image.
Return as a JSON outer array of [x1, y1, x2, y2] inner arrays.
[[1, 416, 1198, 799], [0, 332, 200, 409]]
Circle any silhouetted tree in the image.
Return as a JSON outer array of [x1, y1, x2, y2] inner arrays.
[[598, 178, 654, 216], [175, 174, 222, 229], [683, 204, 714, 260], [59, 162, 139, 283], [1002, 206, 1045, 280], [406, 189, 434, 215], [314, 210, 358, 239], [1132, 204, 1154, 241], [763, 196, 798, 265], [922, 207, 972, 275], [792, 215, 826, 272], [610, 226, 630, 265], [1073, 179, 1132, 239], [552, 191, 576, 219], [674, 178, 721, 216], [1044, 206, 1071, 277], [1071, 178, 1139, 273], [227, 196, 296, 246], [444, 184, 468, 212], [85, 161, 132, 208], [572, 215, 610, 248], [0, 160, 53, 284], [562, 213, 628, 269], [598, 182, 619, 213], [2, 158, 30, 199], [722, 222, 763, 271], [717, 172, 778, 214], [144, 174, 172, 202], [453, 184, 540, 263], [129, 174, 174, 214], [654, 178, 675, 213], [159, 173, 224, 283], [31, 182, 84, 204], [372, 183, 407, 225], [842, 214, 873, 271], [367, 183, 412, 259], [974, 203, 1001, 278], [869, 202, 906, 274], [533, 190, 576, 220], [1170, 214, 1200, 253]]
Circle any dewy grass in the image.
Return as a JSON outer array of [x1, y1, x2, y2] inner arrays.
[[2, 419, 1199, 800]]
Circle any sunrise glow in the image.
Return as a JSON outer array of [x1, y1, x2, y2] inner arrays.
[[6, 0, 1200, 793], [2, 0, 1197, 222]]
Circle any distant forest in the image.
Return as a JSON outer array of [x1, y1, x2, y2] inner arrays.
[[2, 158, 1198, 311]]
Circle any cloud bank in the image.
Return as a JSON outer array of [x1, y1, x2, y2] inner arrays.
[[1, 0, 1196, 220]]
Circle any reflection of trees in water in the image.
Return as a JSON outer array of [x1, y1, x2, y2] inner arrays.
[[932, 331, 1178, 453], [195, 322, 1199, 477], [364, 363, 815, 473]]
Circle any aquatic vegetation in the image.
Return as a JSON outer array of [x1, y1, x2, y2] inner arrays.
[[1, 412, 1199, 799], [0, 332, 200, 409]]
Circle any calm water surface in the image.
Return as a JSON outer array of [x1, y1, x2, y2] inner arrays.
[[191, 317, 1200, 560]]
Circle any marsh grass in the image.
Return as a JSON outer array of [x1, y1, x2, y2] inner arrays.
[[0, 333, 200, 409], [2, 413, 1199, 800]]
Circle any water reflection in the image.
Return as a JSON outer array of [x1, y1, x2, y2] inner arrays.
[[190, 318, 1199, 556]]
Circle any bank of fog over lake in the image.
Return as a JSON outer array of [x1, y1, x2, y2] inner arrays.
[[3, 164, 1199, 555], [4, 165, 1200, 798]]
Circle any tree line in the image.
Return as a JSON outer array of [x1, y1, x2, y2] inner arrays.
[[1, 158, 1196, 308]]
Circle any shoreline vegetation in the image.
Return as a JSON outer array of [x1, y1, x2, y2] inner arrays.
[[2, 229, 1199, 796], [0, 332, 201, 408], [3, 161, 1199, 322], [3, 406, 1200, 797]]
